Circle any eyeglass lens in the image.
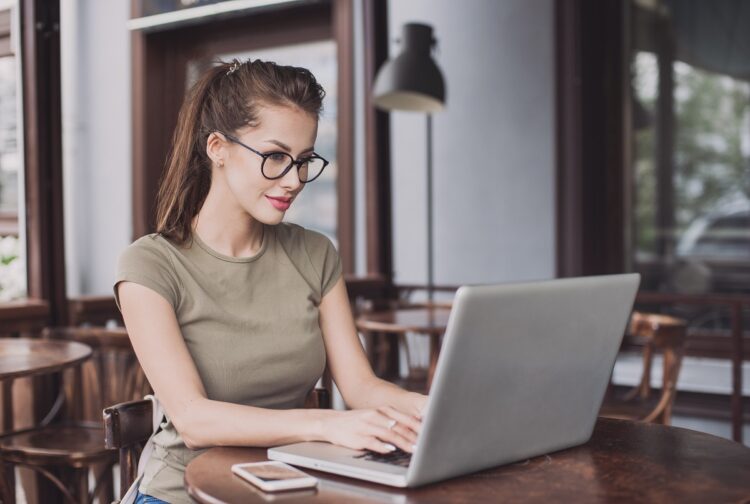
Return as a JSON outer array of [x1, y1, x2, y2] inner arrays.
[[262, 153, 326, 182]]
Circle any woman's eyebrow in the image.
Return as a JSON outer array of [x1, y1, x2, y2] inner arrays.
[[265, 139, 316, 155]]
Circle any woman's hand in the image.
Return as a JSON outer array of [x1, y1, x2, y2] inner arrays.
[[319, 406, 422, 454], [396, 392, 428, 420]]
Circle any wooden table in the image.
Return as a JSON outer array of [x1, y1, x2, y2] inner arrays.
[[0, 337, 93, 502], [355, 306, 451, 389], [0, 337, 92, 431], [185, 418, 750, 503]]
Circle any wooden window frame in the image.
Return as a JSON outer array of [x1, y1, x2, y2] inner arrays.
[[555, 0, 628, 278], [362, 0, 392, 282], [19, 0, 67, 324]]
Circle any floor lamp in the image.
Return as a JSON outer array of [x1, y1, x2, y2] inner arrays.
[[373, 22, 446, 302]]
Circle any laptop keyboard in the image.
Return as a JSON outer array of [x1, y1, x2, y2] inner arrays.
[[355, 448, 412, 467]]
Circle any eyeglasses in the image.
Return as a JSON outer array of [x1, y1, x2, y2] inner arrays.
[[219, 132, 329, 183]]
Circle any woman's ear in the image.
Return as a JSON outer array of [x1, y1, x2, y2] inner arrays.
[[206, 132, 226, 167]]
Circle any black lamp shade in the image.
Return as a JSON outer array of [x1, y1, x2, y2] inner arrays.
[[373, 23, 446, 112]]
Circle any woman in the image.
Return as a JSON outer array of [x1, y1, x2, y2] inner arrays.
[[116, 59, 427, 504]]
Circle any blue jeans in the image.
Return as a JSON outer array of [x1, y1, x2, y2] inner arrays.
[[135, 491, 169, 504]]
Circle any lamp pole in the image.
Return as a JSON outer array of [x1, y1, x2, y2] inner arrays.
[[426, 114, 434, 303], [372, 22, 445, 303]]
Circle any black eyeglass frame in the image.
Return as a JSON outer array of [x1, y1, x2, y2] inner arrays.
[[218, 132, 329, 183]]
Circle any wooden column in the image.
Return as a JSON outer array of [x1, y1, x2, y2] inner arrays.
[[333, 0, 355, 274], [21, 0, 67, 324], [654, 16, 676, 262], [555, 0, 627, 277]]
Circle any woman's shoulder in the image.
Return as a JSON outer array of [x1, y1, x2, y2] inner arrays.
[[274, 223, 341, 297], [274, 222, 334, 252], [115, 234, 182, 310], [117, 233, 179, 269]]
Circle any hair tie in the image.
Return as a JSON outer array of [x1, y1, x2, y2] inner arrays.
[[226, 59, 243, 76]]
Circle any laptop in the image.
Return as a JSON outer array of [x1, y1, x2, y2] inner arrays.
[[268, 274, 641, 488]]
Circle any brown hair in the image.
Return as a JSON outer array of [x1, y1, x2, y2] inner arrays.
[[154, 58, 325, 245]]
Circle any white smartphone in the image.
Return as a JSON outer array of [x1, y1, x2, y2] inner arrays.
[[231, 461, 318, 492]]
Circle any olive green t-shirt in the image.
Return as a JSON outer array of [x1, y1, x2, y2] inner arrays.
[[114, 223, 342, 504]]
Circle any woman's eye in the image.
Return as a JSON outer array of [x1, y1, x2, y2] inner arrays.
[[268, 152, 288, 162]]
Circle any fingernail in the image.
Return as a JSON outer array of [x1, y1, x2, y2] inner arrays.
[[384, 443, 396, 452]]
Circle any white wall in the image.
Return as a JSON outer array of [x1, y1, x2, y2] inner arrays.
[[387, 0, 555, 286], [61, 0, 132, 296]]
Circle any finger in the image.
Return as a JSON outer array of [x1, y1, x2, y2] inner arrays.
[[391, 423, 418, 444], [370, 426, 416, 453], [378, 406, 422, 434], [363, 438, 398, 454], [364, 410, 403, 431]]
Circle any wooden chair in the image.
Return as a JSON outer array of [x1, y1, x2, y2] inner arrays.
[[46, 327, 151, 422], [0, 326, 150, 504], [600, 311, 687, 425], [103, 386, 331, 502], [355, 291, 453, 393]]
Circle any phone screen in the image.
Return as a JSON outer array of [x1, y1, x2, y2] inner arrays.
[[241, 464, 309, 482]]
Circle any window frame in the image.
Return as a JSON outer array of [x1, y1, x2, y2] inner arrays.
[[17, 0, 65, 323]]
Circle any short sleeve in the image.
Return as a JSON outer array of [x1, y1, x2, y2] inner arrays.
[[114, 236, 181, 311], [303, 230, 343, 297]]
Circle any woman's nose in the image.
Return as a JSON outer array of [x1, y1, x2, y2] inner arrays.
[[279, 165, 302, 191]]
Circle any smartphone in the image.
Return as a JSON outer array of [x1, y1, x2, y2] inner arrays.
[[231, 461, 318, 492]]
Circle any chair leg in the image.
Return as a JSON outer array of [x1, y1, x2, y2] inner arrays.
[[74, 468, 89, 504], [17, 465, 78, 504], [0, 458, 15, 504], [95, 463, 114, 504], [661, 350, 683, 425], [642, 350, 683, 425]]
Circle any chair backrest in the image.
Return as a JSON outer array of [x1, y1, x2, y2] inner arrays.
[[103, 398, 153, 499], [103, 386, 331, 500], [44, 326, 152, 422]]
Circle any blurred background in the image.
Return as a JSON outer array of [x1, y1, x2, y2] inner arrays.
[[0, 0, 748, 502]]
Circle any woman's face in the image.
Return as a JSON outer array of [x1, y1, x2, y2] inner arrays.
[[217, 103, 318, 225]]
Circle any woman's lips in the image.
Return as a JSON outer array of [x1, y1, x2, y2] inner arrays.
[[266, 196, 292, 211]]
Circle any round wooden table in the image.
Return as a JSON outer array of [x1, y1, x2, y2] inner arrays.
[[185, 418, 750, 503], [0, 337, 93, 380], [355, 306, 451, 389], [0, 337, 94, 503], [0, 337, 92, 431]]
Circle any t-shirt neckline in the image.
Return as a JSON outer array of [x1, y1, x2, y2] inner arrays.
[[191, 225, 270, 263]]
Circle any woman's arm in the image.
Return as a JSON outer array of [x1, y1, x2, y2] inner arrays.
[[119, 280, 417, 452], [318, 277, 428, 419]]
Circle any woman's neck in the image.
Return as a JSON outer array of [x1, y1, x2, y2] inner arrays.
[[193, 184, 264, 258]]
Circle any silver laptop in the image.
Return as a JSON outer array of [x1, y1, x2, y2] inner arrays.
[[268, 274, 640, 487]]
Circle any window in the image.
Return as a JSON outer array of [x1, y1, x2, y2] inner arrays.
[[629, 2, 750, 296], [0, 5, 25, 301]]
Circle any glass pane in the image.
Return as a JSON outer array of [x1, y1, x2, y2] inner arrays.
[[630, 4, 750, 298], [0, 46, 25, 301], [138, 0, 228, 17], [0, 56, 19, 214], [186, 40, 338, 245]]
